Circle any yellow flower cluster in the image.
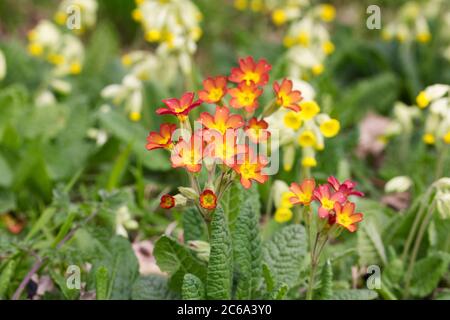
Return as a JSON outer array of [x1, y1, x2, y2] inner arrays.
[[132, 0, 202, 55], [381, 1, 441, 44], [271, 180, 295, 223], [415, 84, 450, 147], [54, 0, 98, 33], [233, 1, 336, 79], [266, 80, 340, 171]]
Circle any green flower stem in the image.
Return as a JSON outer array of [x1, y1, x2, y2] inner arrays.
[[435, 147, 448, 180], [404, 199, 436, 298]]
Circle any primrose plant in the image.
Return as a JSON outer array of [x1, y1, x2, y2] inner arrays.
[[145, 57, 368, 300]]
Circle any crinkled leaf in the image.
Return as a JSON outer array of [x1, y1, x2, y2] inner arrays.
[[182, 273, 205, 300]]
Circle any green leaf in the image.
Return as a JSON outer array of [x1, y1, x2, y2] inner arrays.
[[153, 235, 207, 291], [232, 197, 262, 299], [262, 262, 274, 293], [182, 273, 205, 300], [206, 207, 233, 299], [25, 207, 56, 241], [131, 275, 179, 300], [262, 225, 307, 288], [0, 189, 15, 212], [357, 217, 387, 266], [92, 236, 140, 300], [95, 266, 110, 300], [0, 153, 13, 187], [317, 259, 333, 300], [98, 109, 169, 171], [0, 259, 16, 299], [332, 289, 378, 300], [183, 207, 207, 242], [410, 253, 450, 298], [270, 283, 289, 300]]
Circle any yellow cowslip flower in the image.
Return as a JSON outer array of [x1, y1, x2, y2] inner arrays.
[[297, 31, 310, 47], [274, 207, 293, 223], [70, 62, 82, 75], [443, 131, 450, 144], [283, 111, 302, 130], [299, 100, 320, 120], [312, 63, 324, 76], [320, 119, 340, 138], [416, 91, 429, 108], [322, 41, 335, 55], [28, 43, 43, 56], [423, 133, 435, 144], [191, 27, 202, 41], [416, 32, 431, 43], [250, 0, 263, 12], [121, 54, 132, 66], [132, 8, 143, 22], [298, 130, 317, 147], [129, 111, 142, 122], [145, 29, 161, 42], [280, 192, 295, 209], [283, 36, 295, 48], [319, 4, 336, 22], [135, 0, 145, 4], [234, 0, 248, 11], [272, 9, 287, 26], [302, 156, 317, 167], [47, 53, 65, 65], [54, 11, 67, 25]]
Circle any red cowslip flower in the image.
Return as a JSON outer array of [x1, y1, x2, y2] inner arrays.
[[245, 117, 270, 143], [160, 194, 175, 209], [313, 184, 346, 218], [273, 78, 303, 112], [232, 150, 268, 189], [170, 134, 204, 173], [289, 179, 316, 206], [156, 92, 202, 119], [334, 201, 363, 232], [229, 56, 272, 86], [198, 76, 227, 104], [228, 83, 263, 113], [146, 123, 177, 150], [327, 176, 364, 197], [199, 189, 217, 210], [198, 106, 244, 135], [203, 129, 246, 167]]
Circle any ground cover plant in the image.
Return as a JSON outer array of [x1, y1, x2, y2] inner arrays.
[[0, 0, 449, 301]]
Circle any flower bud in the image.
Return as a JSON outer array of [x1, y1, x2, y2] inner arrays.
[[188, 240, 210, 262], [174, 194, 188, 207], [178, 187, 199, 200], [384, 176, 413, 193], [436, 191, 450, 220]]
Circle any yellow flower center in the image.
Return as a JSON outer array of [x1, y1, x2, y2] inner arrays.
[[298, 131, 316, 147], [299, 101, 320, 120], [320, 119, 340, 138], [28, 43, 43, 56], [240, 162, 257, 179], [70, 62, 82, 75], [272, 9, 287, 26], [319, 4, 336, 22], [312, 64, 324, 76], [298, 32, 310, 47], [242, 71, 260, 86], [416, 32, 431, 43], [280, 192, 295, 208], [321, 198, 335, 210], [234, 0, 248, 11], [129, 111, 141, 122], [302, 157, 317, 167], [423, 133, 435, 145], [337, 214, 351, 227], [237, 90, 256, 106], [274, 207, 293, 223], [416, 91, 429, 108], [283, 111, 302, 130], [208, 88, 223, 102], [145, 29, 161, 42], [322, 41, 335, 55], [443, 131, 450, 144], [132, 9, 142, 22]]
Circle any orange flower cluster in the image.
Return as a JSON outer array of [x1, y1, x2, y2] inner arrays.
[[147, 56, 299, 213], [289, 176, 364, 232]]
